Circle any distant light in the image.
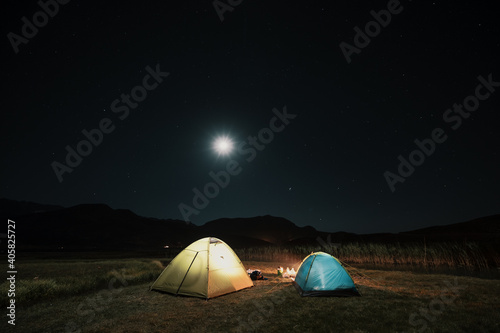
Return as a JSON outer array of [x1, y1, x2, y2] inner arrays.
[[164, 245, 169, 248], [213, 136, 233, 156]]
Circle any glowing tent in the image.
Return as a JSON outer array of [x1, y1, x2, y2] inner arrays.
[[151, 237, 253, 299], [293, 252, 360, 297]]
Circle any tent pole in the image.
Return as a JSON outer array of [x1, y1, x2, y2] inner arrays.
[[176, 252, 199, 295], [303, 254, 317, 290]]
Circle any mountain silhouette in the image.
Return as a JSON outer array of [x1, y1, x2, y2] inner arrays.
[[1, 198, 498, 251]]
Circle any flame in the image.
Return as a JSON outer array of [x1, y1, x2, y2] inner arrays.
[[282, 267, 296, 279]]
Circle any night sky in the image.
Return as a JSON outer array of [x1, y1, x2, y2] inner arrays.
[[1, 1, 499, 233]]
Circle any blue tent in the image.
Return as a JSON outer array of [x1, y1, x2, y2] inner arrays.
[[293, 252, 360, 297]]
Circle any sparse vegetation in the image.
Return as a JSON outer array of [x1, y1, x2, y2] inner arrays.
[[235, 241, 500, 272]]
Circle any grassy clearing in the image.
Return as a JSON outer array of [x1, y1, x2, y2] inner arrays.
[[0, 259, 163, 307], [2, 258, 499, 333]]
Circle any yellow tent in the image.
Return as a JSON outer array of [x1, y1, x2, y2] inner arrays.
[[151, 237, 253, 299]]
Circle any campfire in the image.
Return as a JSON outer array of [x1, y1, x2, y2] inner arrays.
[[278, 266, 296, 280]]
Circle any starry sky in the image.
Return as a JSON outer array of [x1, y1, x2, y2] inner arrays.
[[1, 1, 499, 233]]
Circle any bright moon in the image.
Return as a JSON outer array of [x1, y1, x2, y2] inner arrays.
[[213, 136, 233, 155]]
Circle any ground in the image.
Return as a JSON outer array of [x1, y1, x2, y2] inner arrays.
[[2, 260, 500, 333]]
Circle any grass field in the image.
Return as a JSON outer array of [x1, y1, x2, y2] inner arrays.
[[1, 257, 499, 333]]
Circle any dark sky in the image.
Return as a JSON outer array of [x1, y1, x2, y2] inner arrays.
[[1, 1, 499, 233]]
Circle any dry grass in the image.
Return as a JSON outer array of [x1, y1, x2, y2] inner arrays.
[[235, 242, 499, 272], [2, 258, 500, 333], [0, 259, 163, 306]]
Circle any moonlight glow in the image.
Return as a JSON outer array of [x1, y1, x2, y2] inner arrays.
[[213, 136, 234, 156]]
